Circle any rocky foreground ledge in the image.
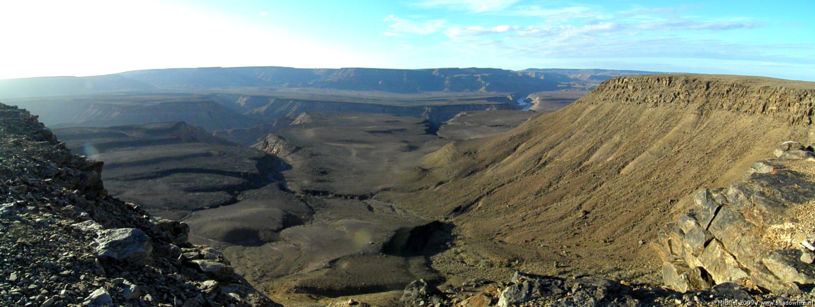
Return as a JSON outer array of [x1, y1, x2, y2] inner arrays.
[[0, 104, 277, 306], [659, 141, 815, 294]]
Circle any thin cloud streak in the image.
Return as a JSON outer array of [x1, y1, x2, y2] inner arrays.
[[382, 5, 795, 74], [416, 0, 520, 13], [383, 14, 446, 34]]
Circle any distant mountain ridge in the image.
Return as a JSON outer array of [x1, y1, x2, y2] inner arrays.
[[0, 67, 655, 99]]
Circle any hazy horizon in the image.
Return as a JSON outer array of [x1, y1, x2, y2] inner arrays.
[[1, 0, 812, 81]]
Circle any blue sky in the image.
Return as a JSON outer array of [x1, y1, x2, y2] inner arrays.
[[0, 0, 812, 81]]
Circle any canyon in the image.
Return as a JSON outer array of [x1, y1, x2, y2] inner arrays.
[[4, 68, 815, 306]]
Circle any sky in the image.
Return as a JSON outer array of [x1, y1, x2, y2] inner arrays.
[[0, 0, 813, 81]]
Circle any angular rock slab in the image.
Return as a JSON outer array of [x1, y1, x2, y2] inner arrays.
[[95, 228, 153, 265], [191, 259, 234, 281]]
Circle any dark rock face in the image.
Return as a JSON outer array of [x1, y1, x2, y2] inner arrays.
[[658, 141, 815, 293], [0, 103, 278, 306]]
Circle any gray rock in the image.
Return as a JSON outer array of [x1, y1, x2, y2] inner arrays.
[[155, 219, 190, 245], [71, 220, 102, 233], [200, 247, 225, 261], [497, 282, 533, 307], [687, 267, 715, 291], [200, 280, 219, 294], [400, 279, 444, 307], [555, 277, 637, 307], [774, 141, 804, 158], [763, 250, 815, 285], [801, 250, 815, 264], [778, 149, 815, 161], [119, 279, 141, 300], [682, 220, 712, 256], [697, 239, 748, 284], [41, 297, 56, 307], [191, 260, 234, 281], [692, 189, 720, 228], [84, 287, 112, 306], [497, 272, 565, 307], [711, 282, 752, 301], [663, 261, 691, 292], [94, 228, 153, 265], [750, 161, 775, 174]]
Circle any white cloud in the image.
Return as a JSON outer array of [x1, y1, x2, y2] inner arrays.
[[383, 15, 446, 34], [514, 6, 594, 19], [634, 20, 760, 31], [492, 25, 510, 32], [417, 0, 520, 13]]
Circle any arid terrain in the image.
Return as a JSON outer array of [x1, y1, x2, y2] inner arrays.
[[5, 67, 815, 306]]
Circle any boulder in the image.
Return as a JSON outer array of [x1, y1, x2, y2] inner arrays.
[[400, 279, 445, 306], [94, 228, 153, 265], [497, 272, 565, 307]]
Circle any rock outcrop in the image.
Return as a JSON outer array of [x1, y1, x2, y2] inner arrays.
[[658, 141, 815, 293], [252, 133, 299, 159], [384, 272, 771, 306], [584, 75, 815, 126], [0, 104, 277, 306]]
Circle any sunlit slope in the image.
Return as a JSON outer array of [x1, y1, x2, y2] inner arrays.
[[382, 74, 815, 279]]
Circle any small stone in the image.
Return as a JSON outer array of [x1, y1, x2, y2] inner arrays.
[[801, 250, 815, 264], [200, 280, 218, 293], [71, 220, 102, 233], [84, 287, 112, 306], [120, 280, 141, 300], [41, 297, 56, 307], [750, 161, 775, 174], [191, 260, 233, 281]]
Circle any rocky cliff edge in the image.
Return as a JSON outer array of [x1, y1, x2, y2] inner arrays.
[[658, 141, 815, 294], [0, 103, 278, 306], [582, 74, 815, 126]]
